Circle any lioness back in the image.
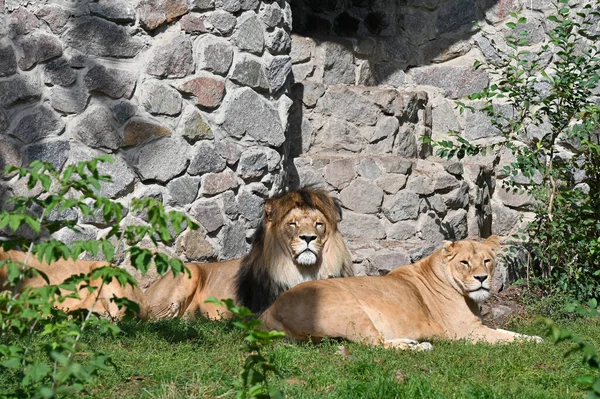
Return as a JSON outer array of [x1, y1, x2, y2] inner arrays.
[[145, 188, 354, 320]]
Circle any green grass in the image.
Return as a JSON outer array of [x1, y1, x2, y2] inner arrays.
[[2, 314, 599, 399]]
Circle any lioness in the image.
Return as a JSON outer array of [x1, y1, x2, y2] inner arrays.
[[260, 236, 541, 349], [0, 249, 149, 320], [145, 189, 354, 319]]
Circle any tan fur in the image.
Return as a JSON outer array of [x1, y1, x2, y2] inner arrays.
[[145, 189, 354, 319], [260, 236, 541, 348], [0, 249, 149, 320]]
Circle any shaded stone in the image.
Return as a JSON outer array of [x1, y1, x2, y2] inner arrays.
[[418, 212, 445, 242], [339, 211, 385, 239], [179, 74, 226, 109], [201, 169, 239, 195], [491, 199, 520, 235], [49, 84, 89, 114], [408, 64, 489, 100], [437, 0, 477, 34], [10, 104, 64, 144], [238, 148, 268, 179], [180, 13, 208, 33], [138, 0, 189, 31], [266, 28, 291, 54], [356, 158, 382, 179], [422, 194, 447, 216], [406, 174, 435, 195], [22, 140, 70, 171], [18, 33, 62, 70], [9, 7, 39, 36], [194, 35, 234, 76], [232, 11, 264, 54], [193, 0, 215, 10], [442, 181, 470, 209], [291, 35, 314, 64], [443, 209, 468, 240], [140, 80, 182, 116], [431, 97, 461, 136], [84, 64, 137, 99], [68, 147, 136, 199], [36, 5, 69, 34], [166, 175, 201, 206], [188, 141, 226, 175], [370, 250, 411, 275], [260, 2, 282, 28], [123, 119, 172, 147], [395, 125, 418, 157], [324, 159, 355, 189], [291, 81, 325, 108], [376, 174, 407, 195], [314, 118, 362, 153], [366, 116, 399, 144], [322, 40, 354, 85], [90, 0, 135, 23], [497, 187, 536, 209], [110, 100, 137, 125], [43, 57, 76, 86], [72, 105, 121, 151], [265, 55, 292, 93], [382, 191, 420, 222], [176, 228, 215, 261], [0, 138, 21, 176], [209, 10, 237, 35], [146, 35, 194, 78], [178, 106, 213, 143], [317, 86, 382, 126], [463, 103, 513, 140], [220, 221, 248, 259], [219, 88, 285, 146], [237, 188, 264, 220], [129, 138, 190, 183], [64, 17, 143, 58], [387, 221, 417, 240], [340, 179, 383, 214], [0, 42, 17, 77], [230, 53, 269, 90]]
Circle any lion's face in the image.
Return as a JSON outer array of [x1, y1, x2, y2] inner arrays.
[[280, 207, 328, 267], [444, 238, 498, 304]]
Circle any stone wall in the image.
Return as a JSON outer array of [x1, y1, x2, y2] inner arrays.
[[0, 0, 295, 286], [1, 0, 588, 289]]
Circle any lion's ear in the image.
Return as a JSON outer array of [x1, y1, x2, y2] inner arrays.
[[442, 241, 454, 253], [264, 200, 273, 221], [484, 235, 500, 252]]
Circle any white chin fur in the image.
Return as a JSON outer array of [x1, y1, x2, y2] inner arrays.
[[468, 289, 490, 304], [296, 251, 318, 266]]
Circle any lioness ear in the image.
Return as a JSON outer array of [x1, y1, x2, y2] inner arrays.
[[443, 241, 454, 253], [264, 200, 273, 222], [484, 235, 500, 252]]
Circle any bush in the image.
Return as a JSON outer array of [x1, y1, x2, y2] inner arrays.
[[425, 0, 600, 301], [0, 156, 194, 398]]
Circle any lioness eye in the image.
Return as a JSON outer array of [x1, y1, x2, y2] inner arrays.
[[315, 222, 324, 228], [460, 260, 470, 268], [484, 259, 492, 264], [288, 222, 297, 227]]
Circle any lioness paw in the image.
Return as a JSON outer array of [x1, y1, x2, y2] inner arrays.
[[384, 338, 434, 351]]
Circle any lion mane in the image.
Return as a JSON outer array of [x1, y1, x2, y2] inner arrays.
[[145, 188, 354, 319], [260, 236, 542, 349]]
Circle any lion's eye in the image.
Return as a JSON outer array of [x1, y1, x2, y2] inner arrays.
[[288, 222, 297, 227], [460, 260, 470, 268], [315, 222, 324, 228], [484, 259, 492, 264]]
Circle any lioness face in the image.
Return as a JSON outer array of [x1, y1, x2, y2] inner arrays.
[[283, 208, 327, 266], [446, 241, 496, 304]]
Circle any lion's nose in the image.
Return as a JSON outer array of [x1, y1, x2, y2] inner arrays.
[[473, 274, 488, 283], [300, 234, 317, 244]]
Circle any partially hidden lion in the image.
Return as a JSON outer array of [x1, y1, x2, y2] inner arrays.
[[260, 236, 541, 349], [0, 249, 149, 320], [145, 189, 354, 319]]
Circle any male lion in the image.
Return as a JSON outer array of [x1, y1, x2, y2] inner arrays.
[[0, 249, 149, 320], [145, 189, 354, 319], [260, 236, 541, 349]]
